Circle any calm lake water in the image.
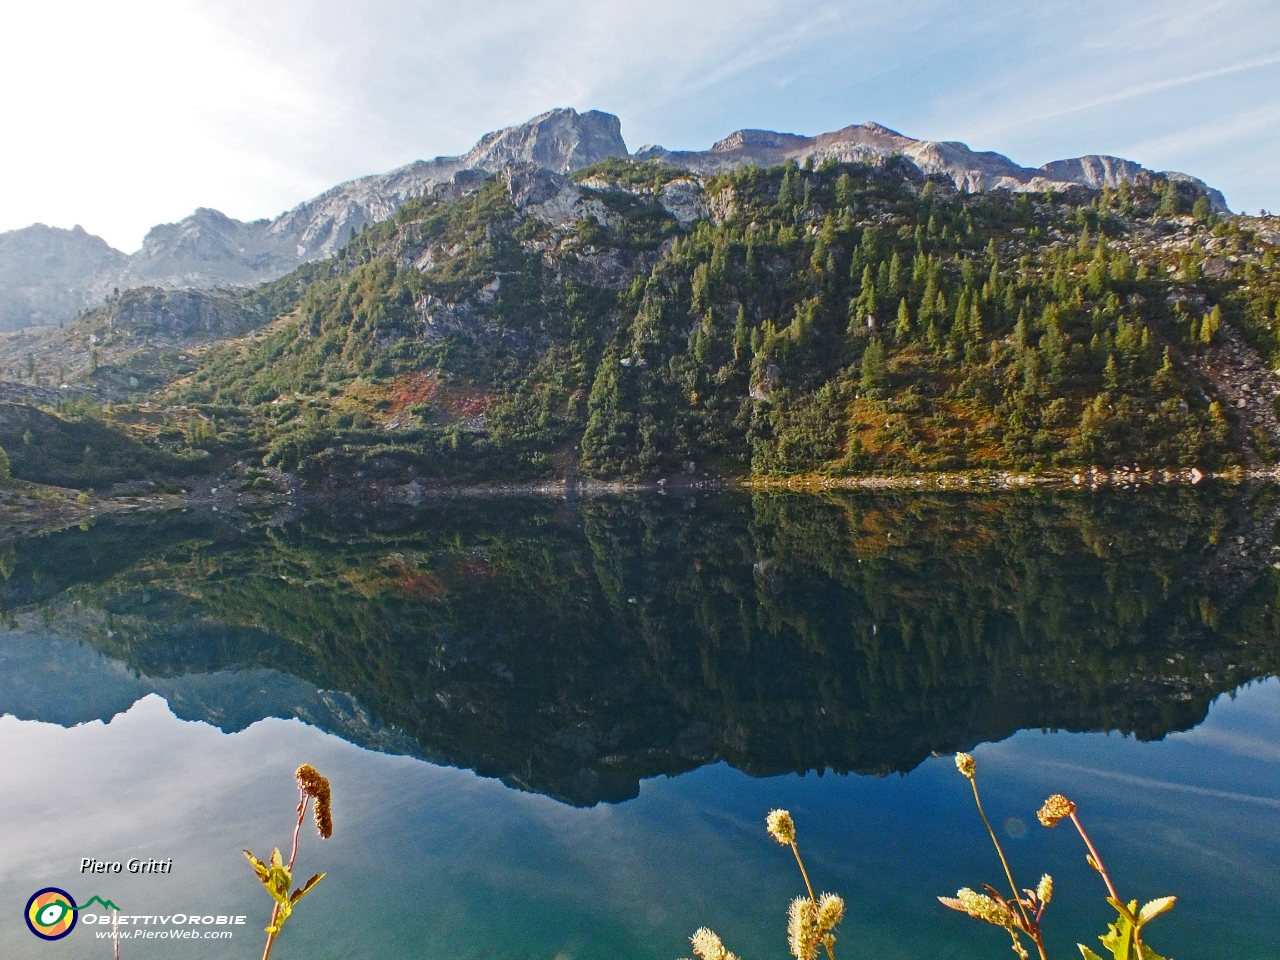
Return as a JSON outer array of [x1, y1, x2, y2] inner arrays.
[[1, 488, 1278, 959]]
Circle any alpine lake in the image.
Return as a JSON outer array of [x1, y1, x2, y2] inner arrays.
[[1, 485, 1279, 959]]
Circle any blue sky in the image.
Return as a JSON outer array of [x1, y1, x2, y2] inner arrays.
[[3, 0, 1277, 250]]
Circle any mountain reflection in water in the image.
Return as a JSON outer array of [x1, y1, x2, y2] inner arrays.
[[1, 486, 1277, 806]]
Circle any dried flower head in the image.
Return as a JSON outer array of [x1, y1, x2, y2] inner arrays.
[[689, 927, 738, 960], [955, 752, 976, 779], [767, 809, 796, 846], [787, 896, 819, 960], [815, 893, 845, 935], [296, 764, 333, 839], [1036, 874, 1053, 906], [1036, 794, 1076, 828], [938, 888, 1017, 931]]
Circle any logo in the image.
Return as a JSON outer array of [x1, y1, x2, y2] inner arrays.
[[25, 888, 78, 941], [24, 890, 122, 941]]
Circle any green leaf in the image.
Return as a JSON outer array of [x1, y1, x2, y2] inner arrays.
[[1140, 948, 1170, 960], [1079, 947, 1105, 960], [243, 850, 270, 883], [263, 895, 295, 934], [289, 872, 326, 905], [1099, 913, 1134, 960], [1137, 896, 1176, 925], [267, 868, 292, 904], [1106, 898, 1138, 925]]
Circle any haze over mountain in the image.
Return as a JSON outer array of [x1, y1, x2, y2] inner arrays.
[[0, 107, 1229, 331]]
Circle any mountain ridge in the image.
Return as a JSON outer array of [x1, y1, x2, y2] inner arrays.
[[0, 107, 1231, 330]]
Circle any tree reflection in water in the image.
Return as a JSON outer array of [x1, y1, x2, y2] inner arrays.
[[2, 485, 1277, 806]]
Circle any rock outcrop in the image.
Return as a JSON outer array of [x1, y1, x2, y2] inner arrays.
[[637, 121, 1229, 212], [0, 109, 627, 329], [0, 108, 1230, 329], [0, 224, 127, 330]]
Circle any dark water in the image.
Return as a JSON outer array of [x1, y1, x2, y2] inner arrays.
[[1, 487, 1278, 958]]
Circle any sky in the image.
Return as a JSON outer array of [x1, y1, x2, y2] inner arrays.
[[2, 0, 1278, 252]]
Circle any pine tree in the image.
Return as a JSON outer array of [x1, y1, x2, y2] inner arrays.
[[888, 251, 903, 295], [969, 300, 983, 342], [778, 169, 794, 207], [953, 288, 970, 342], [895, 298, 912, 341], [1201, 305, 1220, 344], [835, 173, 854, 207], [581, 352, 633, 476], [860, 337, 888, 392], [1104, 353, 1120, 389]]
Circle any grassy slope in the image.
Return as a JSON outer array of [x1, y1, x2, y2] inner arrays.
[[6, 159, 1280, 487]]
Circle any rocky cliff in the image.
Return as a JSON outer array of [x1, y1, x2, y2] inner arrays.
[[0, 224, 127, 330], [0, 109, 627, 331], [636, 121, 1229, 210], [0, 108, 1230, 329]]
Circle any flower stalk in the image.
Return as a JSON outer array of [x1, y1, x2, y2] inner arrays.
[[246, 764, 333, 960], [767, 810, 842, 960], [941, 753, 1048, 960]]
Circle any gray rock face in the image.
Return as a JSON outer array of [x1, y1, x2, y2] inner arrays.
[[112, 108, 626, 286], [0, 224, 127, 331], [0, 107, 1231, 331], [502, 165, 606, 225], [107, 208, 293, 295], [637, 122, 1230, 212], [0, 108, 628, 329], [462, 108, 626, 174]]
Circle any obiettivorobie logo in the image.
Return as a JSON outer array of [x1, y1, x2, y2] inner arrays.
[[24, 889, 121, 941], [24, 888, 247, 943]]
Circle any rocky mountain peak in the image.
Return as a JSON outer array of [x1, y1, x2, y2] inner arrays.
[[462, 108, 628, 174], [0, 107, 1238, 331], [709, 129, 810, 153], [857, 121, 904, 138]]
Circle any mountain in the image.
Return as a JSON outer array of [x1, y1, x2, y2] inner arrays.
[[635, 121, 1230, 210], [0, 108, 627, 331], [125, 107, 628, 283], [3, 490, 1278, 805], [0, 109, 1233, 331], [0, 125, 1274, 495], [0, 224, 127, 330]]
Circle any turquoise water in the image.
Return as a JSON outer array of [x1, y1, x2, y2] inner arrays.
[[2, 682, 1278, 959], [0, 489, 1278, 958]]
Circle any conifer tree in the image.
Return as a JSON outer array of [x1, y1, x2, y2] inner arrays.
[[895, 298, 912, 341], [860, 337, 888, 392], [1104, 353, 1120, 389]]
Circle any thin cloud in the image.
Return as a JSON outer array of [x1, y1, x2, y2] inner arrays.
[[1, 0, 1277, 249]]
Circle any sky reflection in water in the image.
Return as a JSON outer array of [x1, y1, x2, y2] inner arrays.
[[0, 678, 1277, 960], [1, 490, 1278, 958]]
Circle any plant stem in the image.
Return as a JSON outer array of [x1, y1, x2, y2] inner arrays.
[[1069, 811, 1143, 959], [1068, 811, 1120, 902], [288, 790, 308, 871], [261, 907, 279, 960], [789, 842, 816, 903], [789, 842, 835, 960], [967, 778, 1039, 957], [967, 778, 1029, 936], [263, 791, 309, 960]]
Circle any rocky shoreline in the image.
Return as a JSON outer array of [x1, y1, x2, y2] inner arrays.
[[3, 463, 1275, 540]]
